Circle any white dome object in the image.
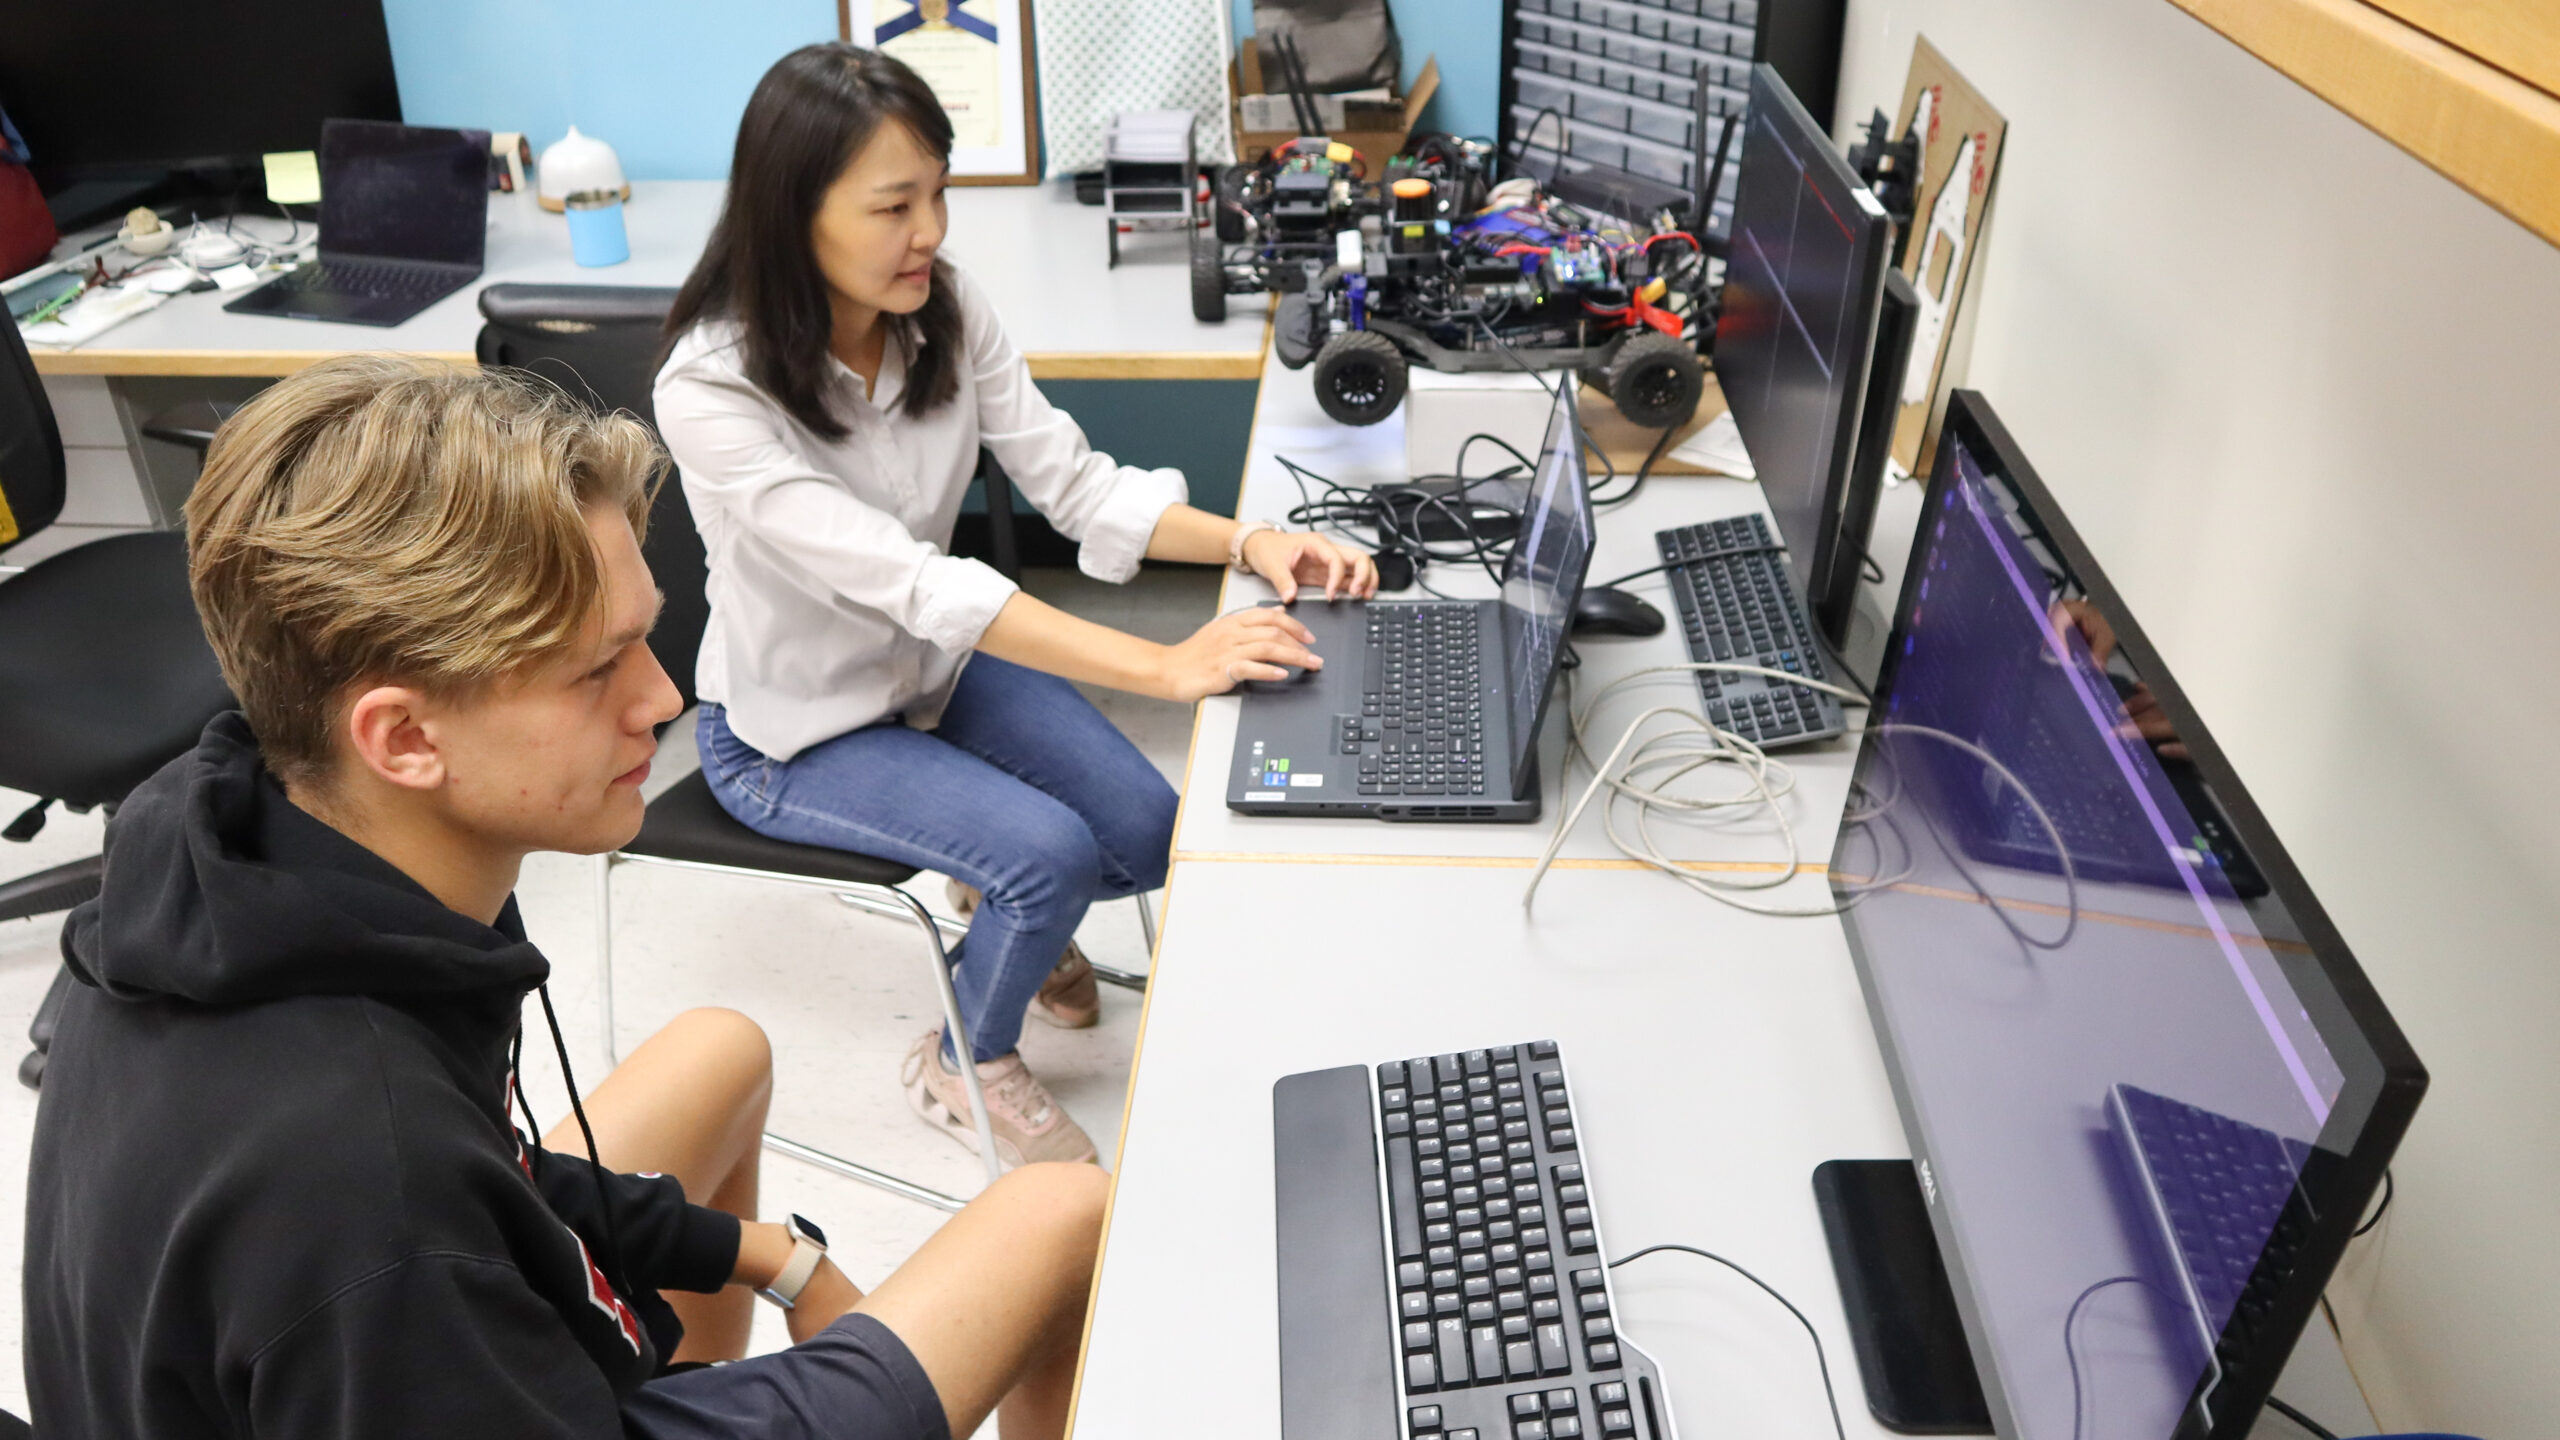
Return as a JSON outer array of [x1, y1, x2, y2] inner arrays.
[[537, 127, 629, 213]]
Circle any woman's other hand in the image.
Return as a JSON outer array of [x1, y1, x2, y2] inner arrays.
[[1242, 528, 1379, 603], [1156, 605, 1323, 702]]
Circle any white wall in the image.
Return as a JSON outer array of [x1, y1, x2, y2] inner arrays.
[[1833, 1, 2560, 1432]]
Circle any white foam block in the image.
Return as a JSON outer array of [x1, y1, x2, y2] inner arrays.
[[1402, 366, 1563, 481]]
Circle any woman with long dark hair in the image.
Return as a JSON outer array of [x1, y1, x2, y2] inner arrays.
[[657, 44, 1374, 1167]]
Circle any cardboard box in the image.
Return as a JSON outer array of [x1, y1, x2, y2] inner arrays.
[[1231, 43, 1439, 170]]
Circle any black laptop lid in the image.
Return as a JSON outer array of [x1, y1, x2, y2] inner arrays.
[[318, 119, 490, 266], [1496, 382, 1596, 798]]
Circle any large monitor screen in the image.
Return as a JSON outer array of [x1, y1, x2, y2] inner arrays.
[[1829, 393, 2423, 1437], [1497, 382, 1595, 798], [1714, 64, 1889, 615], [0, 0, 399, 177]]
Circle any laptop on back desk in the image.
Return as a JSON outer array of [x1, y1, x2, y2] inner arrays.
[[1226, 380, 1594, 823], [223, 119, 488, 328]]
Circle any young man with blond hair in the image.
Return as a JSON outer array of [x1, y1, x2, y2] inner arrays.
[[24, 355, 1106, 1439]]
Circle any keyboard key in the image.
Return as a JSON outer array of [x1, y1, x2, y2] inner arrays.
[[1472, 1326, 1503, 1381], [1584, 1316, 1614, 1341], [1410, 1404, 1443, 1432], [1437, 1318, 1470, 1382], [1546, 1389, 1578, 1412], [1511, 1394, 1544, 1420], [1578, 1291, 1609, 1315], [1408, 1352, 1438, 1391], [1550, 1128, 1577, 1151], [1566, 1229, 1596, 1253], [1550, 1419, 1583, 1439], [1599, 1406, 1634, 1435], [1593, 1383, 1628, 1407], [1407, 1321, 1435, 1351], [1532, 1297, 1561, 1320], [1572, 1268, 1604, 1291], [1537, 1321, 1572, 1374], [1507, 1339, 1538, 1380], [1587, 1340, 1620, 1369]]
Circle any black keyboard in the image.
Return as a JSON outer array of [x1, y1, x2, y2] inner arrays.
[[1347, 603, 1491, 799], [2107, 1084, 2313, 1361], [1653, 516, 1845, 748], [1274, 1041, 1673, 1440], [269, 258, 462, 301]]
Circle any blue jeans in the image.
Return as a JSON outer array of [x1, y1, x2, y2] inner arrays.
[[696, 656, 1175, 1062]]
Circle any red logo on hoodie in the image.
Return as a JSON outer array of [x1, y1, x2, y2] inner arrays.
[[567, 1227, 644, 1355]]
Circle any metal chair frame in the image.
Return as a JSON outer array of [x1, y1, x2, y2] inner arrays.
[[595, 850, 1158, 1213]]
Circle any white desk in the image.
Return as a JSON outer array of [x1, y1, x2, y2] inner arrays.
[[1174, 353, 1892, 872], [30, 180, 1269, 380], [1075, 340, 2376, 1440]]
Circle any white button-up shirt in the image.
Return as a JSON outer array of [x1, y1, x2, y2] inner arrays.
[[653, 265, 1187, 761]]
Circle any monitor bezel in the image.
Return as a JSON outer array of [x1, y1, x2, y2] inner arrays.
[[1497, 380, 1594, 800], [1830, 389, 2426, 1438], [1716, 62, 1893, 625]]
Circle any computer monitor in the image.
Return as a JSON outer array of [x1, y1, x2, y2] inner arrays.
[[0, 0, 400, 221], [1497, 381, 1597, 800], [1714, 63, 1891, 648], [1828, 391, 2425, 1437]]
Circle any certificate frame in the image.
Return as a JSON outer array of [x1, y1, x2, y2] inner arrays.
[[839, 0, 1042, 185]]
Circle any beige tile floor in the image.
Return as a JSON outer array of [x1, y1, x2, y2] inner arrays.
[[0, 564, 1221, 1427]]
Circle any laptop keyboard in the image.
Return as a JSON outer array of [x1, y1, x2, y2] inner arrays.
[[1347, 604, 1490, 797], [268, 259, 462, 301], [1655, 515, 1846, 748]]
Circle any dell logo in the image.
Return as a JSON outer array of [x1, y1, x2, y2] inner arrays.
[[1917, 1158, 1938, 1206]]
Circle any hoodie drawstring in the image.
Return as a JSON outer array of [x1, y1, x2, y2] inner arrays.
[[510, 985, 637, 1307]]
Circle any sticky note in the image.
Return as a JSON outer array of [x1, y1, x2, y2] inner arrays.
[[262, 151, 322, 206]]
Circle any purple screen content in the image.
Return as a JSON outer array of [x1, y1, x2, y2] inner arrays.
[[1831, 438, 2345, 1437]]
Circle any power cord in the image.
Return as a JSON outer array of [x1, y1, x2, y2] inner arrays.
[[1608, 1242, 1847, 1440], [1523, 661, 1880, 916]]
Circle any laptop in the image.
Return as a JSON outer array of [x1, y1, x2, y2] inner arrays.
[[224, 119, 489, 327], [1226, 380, 1595, 823]]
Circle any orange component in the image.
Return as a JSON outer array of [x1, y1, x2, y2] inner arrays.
[[1392, 177, 1432, 199]]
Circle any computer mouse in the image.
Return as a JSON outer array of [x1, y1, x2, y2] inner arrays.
[[1572, 586, 1666, 637], [1374, 549, 1415, 592]]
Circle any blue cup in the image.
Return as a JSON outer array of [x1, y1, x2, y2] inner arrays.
[[564, 190, 629, 267]]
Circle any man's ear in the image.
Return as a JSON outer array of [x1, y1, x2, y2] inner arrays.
[[342, 686, 447, 794]]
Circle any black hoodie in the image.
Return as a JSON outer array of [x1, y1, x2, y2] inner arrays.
[[25, 714, 742, 1437]]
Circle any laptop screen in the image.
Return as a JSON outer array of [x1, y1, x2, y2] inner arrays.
[[1496, 382, 1596, 797], [318, 119, 490, 266]]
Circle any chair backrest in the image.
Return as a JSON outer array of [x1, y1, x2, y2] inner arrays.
[[0, 297, 66, 547], [473, 284, 709, 711]]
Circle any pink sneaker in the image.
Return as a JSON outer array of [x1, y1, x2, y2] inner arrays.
[[900, 1029, 1098, 1167]]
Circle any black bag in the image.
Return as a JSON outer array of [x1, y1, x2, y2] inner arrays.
[[1253, 0, 1401, 94]]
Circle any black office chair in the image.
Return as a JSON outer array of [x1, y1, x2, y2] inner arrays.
[[479, 285, 1151, 1210], [0, 312, 236, 1090]]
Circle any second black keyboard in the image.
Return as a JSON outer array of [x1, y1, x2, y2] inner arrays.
[[1654, 515, 1846, 749], [1274, 1040, 1675, 1440]]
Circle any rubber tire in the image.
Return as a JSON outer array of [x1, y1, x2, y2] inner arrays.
[[1192, 238, 1227, 323], [1213, 165, 1251, 243], [1273, 291, 1322, 370], [1604, 329, 1707, 429], [1312, 331, 1409, 427]]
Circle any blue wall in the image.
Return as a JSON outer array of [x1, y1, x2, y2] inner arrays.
[[1230, 0, 1504, 142], [383, 0, 834, 180], [386, 0, 1504, 180]]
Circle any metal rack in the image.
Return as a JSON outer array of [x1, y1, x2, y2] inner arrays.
[[1498, 0, 1843, 235]]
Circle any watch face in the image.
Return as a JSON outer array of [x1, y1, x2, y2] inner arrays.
[[792, 1212, 828, 1249]]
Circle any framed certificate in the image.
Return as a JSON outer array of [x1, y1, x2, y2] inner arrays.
[[840, 0, 1041, 185]]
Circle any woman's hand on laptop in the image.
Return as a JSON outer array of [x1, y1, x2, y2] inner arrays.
[[1159, 605, 1323, 701], [1243, 528, 1380, 603]]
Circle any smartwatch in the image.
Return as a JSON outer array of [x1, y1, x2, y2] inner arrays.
[[754, 1213, 830, 1310]]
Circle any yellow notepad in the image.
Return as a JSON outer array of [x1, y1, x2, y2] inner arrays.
[[262, 151, 322, 206]]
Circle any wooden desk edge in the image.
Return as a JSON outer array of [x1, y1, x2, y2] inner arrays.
[[34, 347, 1269, 381]]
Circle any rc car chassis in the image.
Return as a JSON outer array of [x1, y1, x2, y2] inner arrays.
[[1192, 134, 1715, 431]]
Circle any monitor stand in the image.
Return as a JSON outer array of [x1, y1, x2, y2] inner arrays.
[[1812, 1159, 1993, 1434]]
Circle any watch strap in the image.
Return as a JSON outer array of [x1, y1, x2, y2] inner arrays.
[[755, 1224, 827, 1310], [1229, 520, 1281, 572]]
